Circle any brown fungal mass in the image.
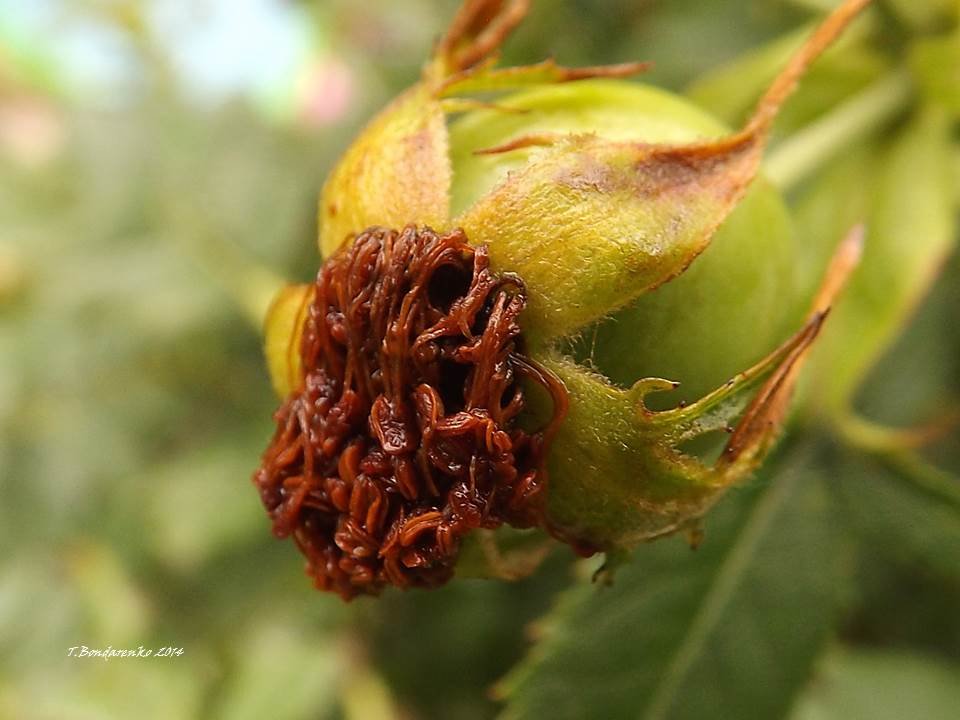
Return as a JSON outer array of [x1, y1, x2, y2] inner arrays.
[[254, 226, 567, 600]]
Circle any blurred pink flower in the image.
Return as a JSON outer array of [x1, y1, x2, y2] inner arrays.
[[296, 56, 354, 127], [0, 95, 64, 168]]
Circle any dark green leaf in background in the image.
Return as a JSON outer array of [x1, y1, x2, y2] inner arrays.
[[789, 648, 960, 720], [500, 446, 850, 720], [833, 451, 960, 584]]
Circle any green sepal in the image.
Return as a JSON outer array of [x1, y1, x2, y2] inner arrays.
[[537, 308, 829, 550], [262, 283, 313, 398], [455, 528, 555, 581], [450, 0, 872, 342], [318, 84, 452, 258]]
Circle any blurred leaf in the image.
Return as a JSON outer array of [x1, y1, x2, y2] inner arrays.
[[764, 69, 911, 189], [500, 447, 849, 720], [0, 555, 81, 671], [600, 0, 809, 91], [834, 450, 960, 582], [786, 0, 848, 11], [910, 30, 960, 116], [145, 440, 266, 573], [848, 251, 959, 428], [67, 540, 151, 646], [364, 551, 574, 720], [212, 617, 341, 720], [839, 539, 960, 659], [803, 106, 956, 413], [688, 12, 886, 137], [340, 664, 400, 720], [953, 144, 960, 207], [789, 647, 960, 720], [884, 0, 959, 30], [4, 659, 204, 720], [687, 25, 811, 125]]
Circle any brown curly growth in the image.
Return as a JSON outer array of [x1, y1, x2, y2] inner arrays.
[[254, 226, 567, 600]]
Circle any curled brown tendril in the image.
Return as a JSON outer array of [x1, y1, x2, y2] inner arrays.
[[253, 226, 568, 600]]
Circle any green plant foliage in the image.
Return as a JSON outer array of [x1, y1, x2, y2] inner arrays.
[[1, 1, 958, 719], [834, 452, 960, 584], [499, 447, 849, 720], [789, 648, 960, 720]]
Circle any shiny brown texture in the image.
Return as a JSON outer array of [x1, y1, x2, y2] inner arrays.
[[254, 226, 567, 600]]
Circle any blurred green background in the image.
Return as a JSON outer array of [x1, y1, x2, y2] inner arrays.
[[1, 1, 958, 718]]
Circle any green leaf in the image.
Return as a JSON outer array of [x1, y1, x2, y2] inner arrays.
[[500, 447, 848, 720], [953, 145, 960, 208], [884, 0, 958, 30], [366, 557, 573, 720], [686, 25, 813, 127], [764, 69, 912, 190], [789, 647, 960, 720], [846, 250, 960, 428], [833, 450, 960, 582], [687, 15, 885, 136], [66, 541, 151, 647], [146, 441, 267, 573], [910, 30, 960, 116], [5, 659, 205, 720], [802, 106, 957, 413], [212, 617, 340, 720]]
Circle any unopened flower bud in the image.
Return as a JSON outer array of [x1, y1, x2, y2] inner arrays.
[[255, 0, 872, 599]]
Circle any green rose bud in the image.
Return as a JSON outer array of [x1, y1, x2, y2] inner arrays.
[[255, 0, 872, 598]]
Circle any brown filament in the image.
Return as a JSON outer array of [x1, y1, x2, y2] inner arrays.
[[253, 226, 567, 600]]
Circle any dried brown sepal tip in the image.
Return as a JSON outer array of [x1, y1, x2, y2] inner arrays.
[[254, 226, 567, 600]]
